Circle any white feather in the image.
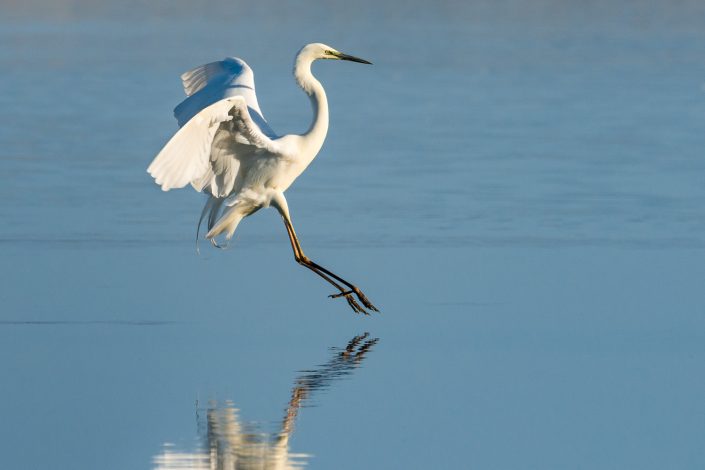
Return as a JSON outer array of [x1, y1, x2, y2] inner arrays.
[[147, 99, 235, 192], [181, 60, 238, 97], [148, 96, 282, 197], [147, 44, 378, 313], [174, 57, 276, 138]]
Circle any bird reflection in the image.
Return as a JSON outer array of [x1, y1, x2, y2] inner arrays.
[[153, 333, 379, 469]]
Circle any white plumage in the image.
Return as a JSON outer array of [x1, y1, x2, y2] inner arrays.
[[147, 43, 378, 314]]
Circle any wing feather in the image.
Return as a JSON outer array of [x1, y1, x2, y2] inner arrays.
[[181, 60, 238, 97], [148, 96, 279, 197], [173, 57, 276, 139]]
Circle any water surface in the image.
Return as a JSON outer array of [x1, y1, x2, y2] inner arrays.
[[1, 1, 705, 468]]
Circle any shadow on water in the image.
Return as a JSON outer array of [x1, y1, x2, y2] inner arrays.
[[152, 333, 379, 470]]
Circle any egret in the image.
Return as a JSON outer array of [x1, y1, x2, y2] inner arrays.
[[147, 43, 378, 314]]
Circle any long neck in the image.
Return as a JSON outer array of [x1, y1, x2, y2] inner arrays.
[[294, 56, 328, 156]]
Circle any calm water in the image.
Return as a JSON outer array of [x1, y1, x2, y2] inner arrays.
[[1, 1, 705, 468]]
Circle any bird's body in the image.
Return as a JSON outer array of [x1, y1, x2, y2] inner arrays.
[[148, 43, 378, 314]]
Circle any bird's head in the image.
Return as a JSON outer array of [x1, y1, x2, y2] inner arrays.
[[298, 43, 372, 65]]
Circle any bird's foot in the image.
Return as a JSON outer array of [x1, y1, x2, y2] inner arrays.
[[329, 291, 368, 314], [351, 287, 379, 312], [329, 287, 379, 315], [328, 290, 352, 299]]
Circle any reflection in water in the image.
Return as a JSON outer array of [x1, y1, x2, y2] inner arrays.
[[153, 333, 379, 469]]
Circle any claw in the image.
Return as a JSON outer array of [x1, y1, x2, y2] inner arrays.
[[328, 288, 378, 315], [352, 287, 379, 312], [329, 290, 353, 299], [345, 295, 369, 315]]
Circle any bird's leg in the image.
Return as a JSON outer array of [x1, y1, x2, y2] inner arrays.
[[281, 216, 379, 314], [281, 218, 368, 314], [282, 218, 337, 287]]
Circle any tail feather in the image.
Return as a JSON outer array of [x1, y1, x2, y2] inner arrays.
[[207, 198, 225, 232], [196, 197, 225, 252], [206, 205, 245, 243], [197, 196, 253, 251]]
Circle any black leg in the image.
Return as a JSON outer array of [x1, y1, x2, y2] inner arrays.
[[281, 216, 378, 314]]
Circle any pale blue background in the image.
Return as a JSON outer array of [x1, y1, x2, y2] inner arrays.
[[1, 1, 704, 468]]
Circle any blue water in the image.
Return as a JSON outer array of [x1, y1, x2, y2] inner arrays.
[[1, 1, 705, 468]]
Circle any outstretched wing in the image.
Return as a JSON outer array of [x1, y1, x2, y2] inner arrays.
[[173, 57, 276, 139], [147, 96, 279, 196]]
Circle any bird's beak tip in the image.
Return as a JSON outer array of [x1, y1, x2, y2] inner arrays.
[[337, 52, 373, 65]]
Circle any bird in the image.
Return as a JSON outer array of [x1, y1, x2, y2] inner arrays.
[[147, 43, 378, 314]]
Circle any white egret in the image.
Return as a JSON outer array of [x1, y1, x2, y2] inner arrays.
[[147, 43, 378, 314]]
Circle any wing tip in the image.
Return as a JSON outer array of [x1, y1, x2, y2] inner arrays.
[[146, 166, 174, 192]]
